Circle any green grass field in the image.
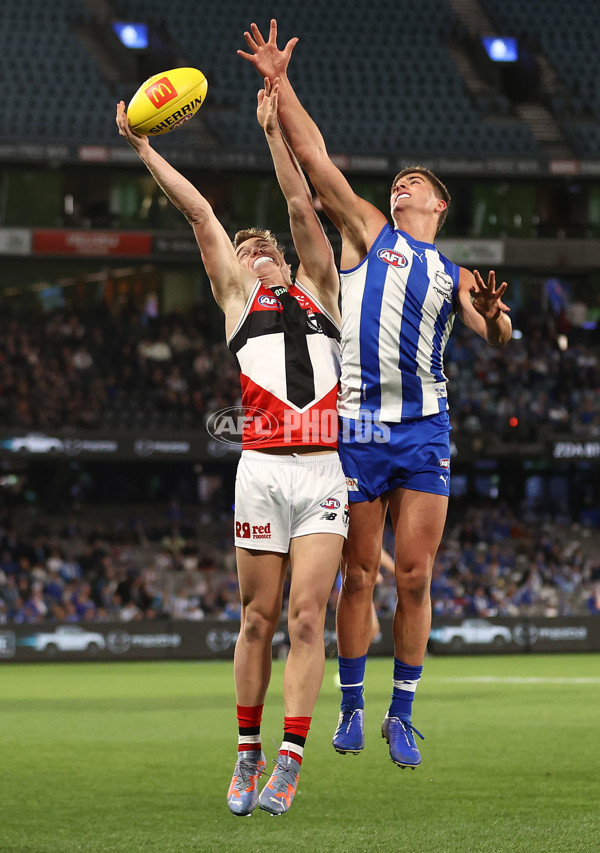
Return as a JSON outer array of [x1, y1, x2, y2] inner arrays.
[[1, 654, 599, 853]]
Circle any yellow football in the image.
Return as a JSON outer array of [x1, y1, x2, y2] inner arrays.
[[127, 67, 208, 136]]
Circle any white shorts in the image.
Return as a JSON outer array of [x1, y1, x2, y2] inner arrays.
[[234, 450, 349, 553]]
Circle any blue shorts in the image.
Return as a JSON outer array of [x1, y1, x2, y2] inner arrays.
[[339, 411, 451, 503]]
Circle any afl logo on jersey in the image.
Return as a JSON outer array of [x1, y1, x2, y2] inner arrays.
[[320, 497, 341, 509], [377, 248, 408, 268], [258, 294, 281, 308]]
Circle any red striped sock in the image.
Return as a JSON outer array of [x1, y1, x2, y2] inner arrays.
[[279, 741, 304, 764], [284, 715, 311, 740], [280, 715, 312, 765], [236, 703, 263, 730], [236, 704, 263, 752], [238, 737, 262, 753]]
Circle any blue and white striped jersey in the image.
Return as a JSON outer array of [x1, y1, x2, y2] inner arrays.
[[338, 223, 460, 422]]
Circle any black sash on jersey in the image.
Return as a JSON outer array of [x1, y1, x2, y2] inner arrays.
[[271, 285, 316, 409]]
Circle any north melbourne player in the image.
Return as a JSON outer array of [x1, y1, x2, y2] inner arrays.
[[239, 21, 512, 769]]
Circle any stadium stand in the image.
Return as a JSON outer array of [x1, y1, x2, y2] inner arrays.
[[0, 294, 598, 625], [1, 301, 597, 440], [446, 312, 600, 442], [0, 0, 597, 159], [479, 0, 600, 157], [115, 0, 543, 157], [0, 306, 240, 432], [0, 0, 116, 143], [1, 499, 599, 624], [0, 0, 599, 634], [0, 0, 545, 157]]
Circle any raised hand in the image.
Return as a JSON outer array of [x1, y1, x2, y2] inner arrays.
[[115, 101, 150, 154], [470, 270, 510, 320], [256, 78, 280, 133], [237, 18, 298, 80]]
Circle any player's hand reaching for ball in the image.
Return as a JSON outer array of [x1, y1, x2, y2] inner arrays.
[[238, 19, 298, 80], [470, 270, 510, 320], [115, 101, 150, 154], [256, 78, 280, 135]]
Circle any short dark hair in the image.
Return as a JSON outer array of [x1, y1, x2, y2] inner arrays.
[[391, 166, 451, 233], [233, 227, 285, 255]]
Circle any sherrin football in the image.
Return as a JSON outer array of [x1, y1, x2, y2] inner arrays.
[[127, 67, 208, 136]]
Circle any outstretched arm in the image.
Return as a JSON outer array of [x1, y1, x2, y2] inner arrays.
[[256, 78, 339, 315], [115, 102, 247, 315], [239, 19, 386, 265], [457, 269, 512, 346]]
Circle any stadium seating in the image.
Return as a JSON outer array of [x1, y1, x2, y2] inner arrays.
[[1, 0, 599, 631], [0, 0, 118, 143], [3, 0, 598, 158], [0, 0, 545, 157], [480, 0, 600, 157], [1, 495, 598, 624], [1, 298, 597, 439]]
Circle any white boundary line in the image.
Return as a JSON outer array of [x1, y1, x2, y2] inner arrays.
[[435, 676, 600, 685]]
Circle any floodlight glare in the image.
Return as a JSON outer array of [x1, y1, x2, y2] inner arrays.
[[481, 36, 518, 63], [112, 22, 149, 49]]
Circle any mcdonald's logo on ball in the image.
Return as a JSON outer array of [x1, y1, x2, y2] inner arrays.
[[144, 77, 178, 108], [127, 67, 208, 136]]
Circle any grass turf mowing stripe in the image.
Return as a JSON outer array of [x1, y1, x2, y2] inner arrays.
[[435, 676, 600, 684], [0, 655, 598, 852]]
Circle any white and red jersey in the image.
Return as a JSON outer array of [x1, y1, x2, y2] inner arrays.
[[227, 279, 341, 449]]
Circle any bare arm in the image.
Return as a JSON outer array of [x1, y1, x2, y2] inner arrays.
[[239, 20, 386, 266], [257, 79, 339, 317], [115, 102, 249, 316], [456, 268, 512, 346]]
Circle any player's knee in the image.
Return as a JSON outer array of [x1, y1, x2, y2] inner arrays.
[[342, 559, 379, 595], [288, 604, 323, 647], [241, 605, 279, 644], [396, 563, 430, 602]]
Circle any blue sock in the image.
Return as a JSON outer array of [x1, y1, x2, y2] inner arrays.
[[338, 654, 367, 711], [389, 658, 423, 720]]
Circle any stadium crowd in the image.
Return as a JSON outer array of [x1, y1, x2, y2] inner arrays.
[[447, 309, 600, 441], [0, 503, 241, 626], [0, 304, 240, 434], [0, 299, 598, 440], [0, 290, 599, 627], [0, 499, 599, 626]]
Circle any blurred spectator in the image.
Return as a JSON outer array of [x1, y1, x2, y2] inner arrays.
[[0, 301, 597, 439], [0, 499, 596, 624], [0, 306, 241, 433], [0, 294, 599, 625]]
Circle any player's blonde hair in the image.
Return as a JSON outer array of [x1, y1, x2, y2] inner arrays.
[[233, 227, 285, 255], [391, 166, 451, 233]]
